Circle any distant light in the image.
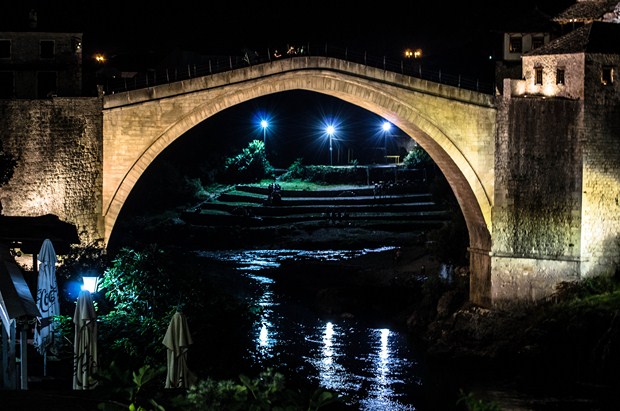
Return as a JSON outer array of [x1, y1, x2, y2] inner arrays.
[[81, 275, 99, 293], [382, 121, 392, 132], [261, 119, 268, 129], [405, 48, 422, 59], [94, 54, 106, 63]]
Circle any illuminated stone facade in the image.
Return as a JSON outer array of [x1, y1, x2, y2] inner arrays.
[[493, 22, 620, 307], [0, 98, 104, 245]]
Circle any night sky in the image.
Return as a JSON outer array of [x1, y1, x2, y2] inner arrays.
[[2, 1, 575, 63]]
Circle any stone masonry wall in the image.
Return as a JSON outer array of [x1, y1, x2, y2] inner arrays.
[[494, 98, 583, 258], [0, 98, 104, 245], [580, 54, 620, 275], [491, 97, 584, 305]]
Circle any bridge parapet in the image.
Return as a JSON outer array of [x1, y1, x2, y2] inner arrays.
[[102, 44, 494, 96], [104, 57, 495, 110]]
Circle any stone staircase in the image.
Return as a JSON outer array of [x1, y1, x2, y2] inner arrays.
[[181, 183, 451, 231]]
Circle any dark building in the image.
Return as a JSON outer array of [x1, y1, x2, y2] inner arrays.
[[0, 9, 83, 99]]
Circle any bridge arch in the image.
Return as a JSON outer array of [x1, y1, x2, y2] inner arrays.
[[103, 57, 496, 299]]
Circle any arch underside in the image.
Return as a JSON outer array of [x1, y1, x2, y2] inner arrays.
[[103, 71, 493, 256]]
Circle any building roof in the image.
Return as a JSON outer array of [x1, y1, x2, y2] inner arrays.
[[0, 214, 80, 254], [553, 0, 620, 23], [525, 21, 620, 55]]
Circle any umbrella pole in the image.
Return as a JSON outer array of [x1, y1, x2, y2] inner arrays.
[[20, 325, 27, 389], [43, 351, 47, 377]]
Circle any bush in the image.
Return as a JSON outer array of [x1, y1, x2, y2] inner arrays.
[[221, 140, 274, 183], [88, 245, 257, 375], [280, 161, 367, 185], [183, 368, 344, 411], [402, 145, 432, 169]]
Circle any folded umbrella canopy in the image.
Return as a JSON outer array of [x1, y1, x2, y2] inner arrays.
[[34, 238, 59, 376], [162, 311, 196, 389], [73, 290, 98, 390], [0, 244, 41, 389]]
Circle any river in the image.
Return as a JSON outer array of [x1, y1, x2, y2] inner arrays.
[[195, 246, 450, 410]]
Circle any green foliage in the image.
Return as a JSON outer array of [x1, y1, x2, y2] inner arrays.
[[221, 140, 274, 183], [279, 158, 306, 181], [96, 362, 167, 411], [86, 243, 257, 375], [402, 145, 432, 169], [51, 314, 75, 358], [97, 245, 177, 367], [456, 390, 502, 411], [184, 368, 343, 411], [279, 162, 366, 185]]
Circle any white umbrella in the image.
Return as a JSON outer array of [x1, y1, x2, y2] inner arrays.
[[73, 290, 98, 390], [162, 311, 196, 388], [33, 238, 59, 376]]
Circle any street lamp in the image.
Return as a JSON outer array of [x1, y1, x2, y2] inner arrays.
[[260, 119, 269, 147], [81, 274, 100, 294], [325, 125, 336, 166], [382, 121, 392, 162]]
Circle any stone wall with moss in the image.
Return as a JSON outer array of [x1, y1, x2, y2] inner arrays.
[[491, 97, 584, 305]]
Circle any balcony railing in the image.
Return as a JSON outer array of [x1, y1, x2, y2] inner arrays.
[[101, 43, 494, 95]]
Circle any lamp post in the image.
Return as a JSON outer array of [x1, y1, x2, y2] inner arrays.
[[325, 125, 335, 166], [382, 121, 392, 163], [260, 119, 268, 145]]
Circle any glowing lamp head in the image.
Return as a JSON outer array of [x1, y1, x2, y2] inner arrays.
[[261, 119, 268, 129], [81, 274, 99, 293], [382, 121, 392, 132]]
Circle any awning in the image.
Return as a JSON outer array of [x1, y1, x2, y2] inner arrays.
[[0, 249, 41, 337], [0, 214, 80, 254]]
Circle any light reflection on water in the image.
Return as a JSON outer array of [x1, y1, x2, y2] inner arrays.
[[198, 247, 419, 410]]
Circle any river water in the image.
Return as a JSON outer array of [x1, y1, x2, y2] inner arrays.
[[196, 247, 430, 410]]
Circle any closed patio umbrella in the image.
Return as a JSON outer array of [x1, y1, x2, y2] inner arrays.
[[73, 290, 98, 390], [162, 310, 196, 389], [33, 238, 59, 376]]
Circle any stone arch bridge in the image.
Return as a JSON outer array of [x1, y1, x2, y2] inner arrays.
[[103, 56, 495, 304], [5, 55, 616, 309]]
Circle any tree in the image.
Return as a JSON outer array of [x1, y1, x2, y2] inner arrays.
[[221, 140, 273, 183]]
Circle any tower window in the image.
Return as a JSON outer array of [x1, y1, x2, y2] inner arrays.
[[602, 66, 614, 85], [535, 67, 543, 85], [509, 36, 522, 53], [532, 36, 544, 50], [556, 68, 565, 85]]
